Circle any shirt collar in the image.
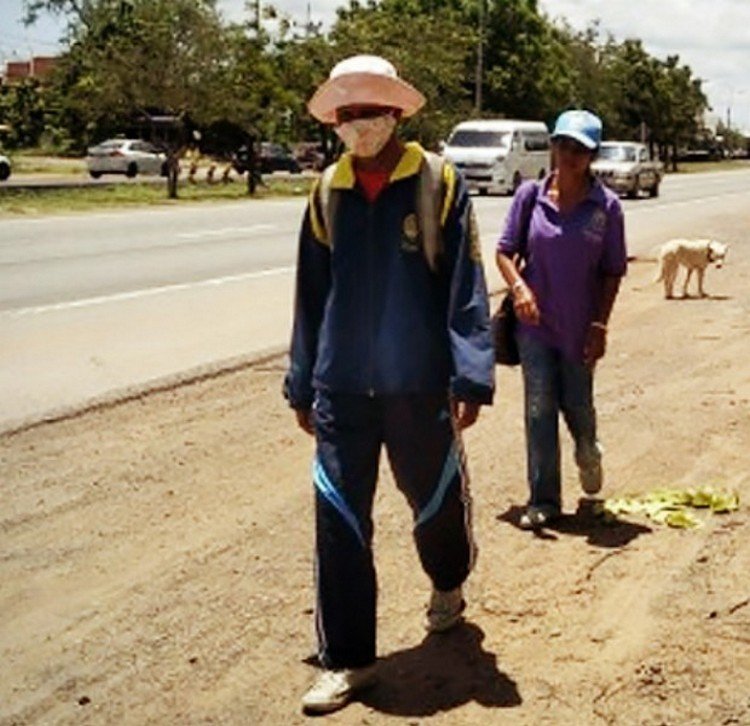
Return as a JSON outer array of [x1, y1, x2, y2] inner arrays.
[[328, 142, 426, 189], [540, 173, 609, 209]]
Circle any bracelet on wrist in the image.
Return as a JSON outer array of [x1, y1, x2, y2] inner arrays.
[[590, 321, 607, 331], [511, 279, 524, 293]]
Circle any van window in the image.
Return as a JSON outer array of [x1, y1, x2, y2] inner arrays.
[[447, 130, 511, 148], [523, 132, 550, 151], [599, 145, 636, 162]]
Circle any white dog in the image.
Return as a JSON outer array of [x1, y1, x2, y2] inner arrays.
[[655, 238, 729, 299]]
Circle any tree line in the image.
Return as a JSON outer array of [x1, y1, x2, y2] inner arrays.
[[0, 0, 731, 170]]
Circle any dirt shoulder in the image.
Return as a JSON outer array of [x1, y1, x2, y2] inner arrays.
[[2, 234, 749, 725]]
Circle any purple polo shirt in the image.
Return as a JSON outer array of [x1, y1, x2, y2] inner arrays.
[[497, 176, 627, 363]]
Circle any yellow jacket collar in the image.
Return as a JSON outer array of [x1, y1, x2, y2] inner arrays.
[[329, 142, 426, 189]]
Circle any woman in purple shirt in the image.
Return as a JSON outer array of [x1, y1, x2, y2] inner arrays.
[[496, 110, 627, 530]]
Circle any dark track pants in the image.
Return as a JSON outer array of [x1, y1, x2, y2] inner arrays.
[[311, 391, 475, 669]]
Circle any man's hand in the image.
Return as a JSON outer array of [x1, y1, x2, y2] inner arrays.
[[294, 408, 315, 435], [451, 400, 481, 430]]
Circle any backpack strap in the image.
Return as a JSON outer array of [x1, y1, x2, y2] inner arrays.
[[517, 181, 539, 261], [311, 163, 338, 247], [314, 149, 448, 270], [417, 150, 446, 273]]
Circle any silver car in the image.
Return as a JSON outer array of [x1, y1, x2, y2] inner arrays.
[[86, 138, 166, 179], [0, 154, 10, 181]]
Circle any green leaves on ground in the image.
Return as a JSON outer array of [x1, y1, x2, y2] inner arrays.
[[595, 487, 740, 529]]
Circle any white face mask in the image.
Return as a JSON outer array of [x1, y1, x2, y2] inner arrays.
[[334, 114, 398, 158]]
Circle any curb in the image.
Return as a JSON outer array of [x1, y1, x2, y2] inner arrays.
[[1, 287, 510, 439], [0, 344, 289, 439]]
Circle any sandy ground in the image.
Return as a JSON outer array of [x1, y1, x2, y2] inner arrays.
[[2, 226, 750, 725]]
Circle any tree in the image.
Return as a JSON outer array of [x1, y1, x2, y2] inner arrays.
[[652, 57, 706, 169], [26, 0, 241, 196], [325, 0, 476, 147], [0, 79, 47, 148], [479, 0, 574, 123]]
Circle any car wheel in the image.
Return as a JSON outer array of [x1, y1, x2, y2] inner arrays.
[[649, 180, 660, 197], [537, 168, 546, 180], [478, 188, 488, 196], [126, 162, 138, 178], [0, 162, 10, 181], [89, 171, 102, 179], [511, 171, 522, 194], [627, 176, 640, 199]]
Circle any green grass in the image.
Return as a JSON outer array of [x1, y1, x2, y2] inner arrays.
[[0, 176, 314, 216], [10, 153, 87, 175], [670, 158, 750, 174], [1, 153, 747, 217]]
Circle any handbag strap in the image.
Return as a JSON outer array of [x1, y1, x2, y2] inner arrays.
[[517, 181, 540, 262]]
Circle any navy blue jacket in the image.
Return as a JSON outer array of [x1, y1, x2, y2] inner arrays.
[[284, 142, 494, 409]]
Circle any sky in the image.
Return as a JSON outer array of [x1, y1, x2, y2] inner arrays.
[[1, 0, 749, 132]]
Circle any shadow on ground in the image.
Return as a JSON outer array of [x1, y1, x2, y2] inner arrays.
[[350, 622, 521, 717], [497, 499, 652, 547]]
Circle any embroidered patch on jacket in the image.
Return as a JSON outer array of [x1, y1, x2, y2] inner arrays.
[[401, 213, 421, 253], [583, 208, 607, 243], [468, 208, 483, 263]]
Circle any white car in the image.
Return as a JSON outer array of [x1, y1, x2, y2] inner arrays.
[[0, 154, 10, 181], [86, 138, 167, 179], [592, 141, 663, 198]]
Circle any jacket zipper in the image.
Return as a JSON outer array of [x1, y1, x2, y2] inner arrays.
[[366, 200, 376, 397]]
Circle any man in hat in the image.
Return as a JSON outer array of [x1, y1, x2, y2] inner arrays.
[[284, 54, 494, 714]]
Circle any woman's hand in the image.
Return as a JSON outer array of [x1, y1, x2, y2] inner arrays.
[[512, 281, 541, 325], [451, 400, 481, 430], [583, 323, 607, 367]]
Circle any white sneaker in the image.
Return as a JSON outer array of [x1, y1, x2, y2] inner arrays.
[[519, 505, 560, 530], [301, 665, 377, 714], [425, 587, 465, 633], [578, 444, 604, 495], [579, 460, 603, 495]]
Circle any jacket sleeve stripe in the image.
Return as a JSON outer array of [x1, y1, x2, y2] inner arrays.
[[308, 179, 330, 247], [441, 163, 457, 227]]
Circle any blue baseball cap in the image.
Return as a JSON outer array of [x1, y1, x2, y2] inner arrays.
[[551, 110, 602, 150]]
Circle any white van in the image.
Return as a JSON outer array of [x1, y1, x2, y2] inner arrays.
[[441, 119, 550, 195]]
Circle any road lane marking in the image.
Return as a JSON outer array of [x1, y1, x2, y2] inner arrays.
[[1, 266, 295, 317], [176, 224, 276, 239], [626, 189, 750, 212]]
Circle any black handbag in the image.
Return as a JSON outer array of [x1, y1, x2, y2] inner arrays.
[[492, 292, 519, 366], [492, 182, 539, 367]]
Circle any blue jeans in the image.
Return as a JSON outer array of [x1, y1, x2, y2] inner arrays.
[[518, 334, 600, 511]]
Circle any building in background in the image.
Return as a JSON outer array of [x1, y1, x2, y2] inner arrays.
[[1, 56, 57, 84]]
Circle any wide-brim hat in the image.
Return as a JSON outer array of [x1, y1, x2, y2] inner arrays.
[[308, 55, 425, 125]]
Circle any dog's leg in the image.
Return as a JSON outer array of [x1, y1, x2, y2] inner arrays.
[[662, 257, 675, 298], [697, 267, 706, 297], [665, 265, 675, 298], [683, 267, 692, 298]]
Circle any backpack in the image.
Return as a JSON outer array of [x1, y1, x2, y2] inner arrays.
[[316, 150, 447, 273]]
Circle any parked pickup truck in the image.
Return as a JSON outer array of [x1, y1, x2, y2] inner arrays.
[[591, 141, 663, 198]]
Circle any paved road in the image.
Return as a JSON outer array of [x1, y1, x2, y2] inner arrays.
[[1, 169, 748, 428]]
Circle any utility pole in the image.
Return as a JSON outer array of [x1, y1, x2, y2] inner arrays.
[[253, 0, 261, 33], [474, 0, 485, 115]]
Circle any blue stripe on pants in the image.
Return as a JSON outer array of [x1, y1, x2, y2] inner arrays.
[[312, 456, 365, 546]]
